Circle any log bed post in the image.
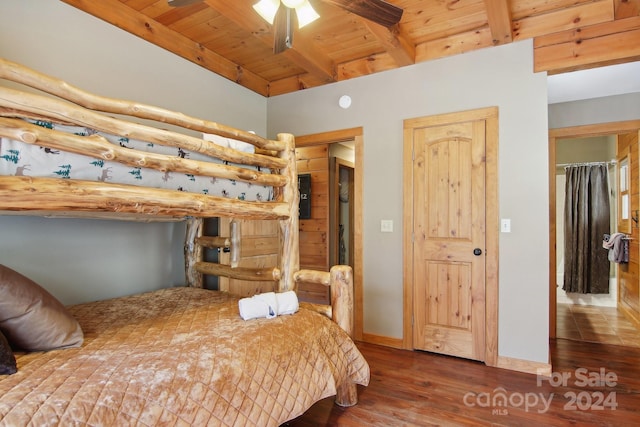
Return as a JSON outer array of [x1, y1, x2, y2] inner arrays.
[[329, 265, 358, 407], [329, 265, 354, 337], [277, 133, 299, 293], [184, 217, 204, 288], [294, 265, 359, 406]]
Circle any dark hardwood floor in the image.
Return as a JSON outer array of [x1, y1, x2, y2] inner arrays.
[[285, 339, 640, 426]]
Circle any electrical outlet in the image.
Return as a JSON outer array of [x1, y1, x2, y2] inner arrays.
[[381, 220, 393, 232]]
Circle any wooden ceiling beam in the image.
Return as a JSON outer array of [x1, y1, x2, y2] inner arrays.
[[61, 0, 270, 96], [614, 0, 640, 19], [337, 51, 399, 81], [334, 25, 497, 83], [280, 31, 337, 84], [534, 16, 640, 74], [483, 0, 513, 45], [363, 22, 415, 67], [514, 0, 614, 41], [415, 27, 495, 63], [268, 73, 328, 97], [203, 0, 336, 85]]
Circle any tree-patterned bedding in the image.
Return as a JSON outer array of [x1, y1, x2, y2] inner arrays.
[[0, 120, 273, 202]]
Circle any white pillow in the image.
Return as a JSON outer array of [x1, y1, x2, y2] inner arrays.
[[203, 133, 255, 154]]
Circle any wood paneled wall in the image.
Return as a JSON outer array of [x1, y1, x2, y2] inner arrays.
[[295, 145, 330, 303], [618, 132, 640, 325]]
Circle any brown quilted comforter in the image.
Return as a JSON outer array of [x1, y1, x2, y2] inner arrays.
[[0, 287, 370, 426]]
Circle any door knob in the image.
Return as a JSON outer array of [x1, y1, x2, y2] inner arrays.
[[473, 248, 482, 256]]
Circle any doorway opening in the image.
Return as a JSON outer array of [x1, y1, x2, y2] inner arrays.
[[555, 136, 618, 307], [296, 127, 364, 340], [330, 153, 355, 269], [549, 121, 640, 348]]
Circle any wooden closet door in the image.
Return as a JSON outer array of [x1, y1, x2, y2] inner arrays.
[[411, 118, 487, 361]]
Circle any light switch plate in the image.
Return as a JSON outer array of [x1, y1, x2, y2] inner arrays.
[[381, 219, 393, 232], [501, 218, 511, 233]]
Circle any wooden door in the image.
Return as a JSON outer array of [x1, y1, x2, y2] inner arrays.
[[411, 118, 487, 361]]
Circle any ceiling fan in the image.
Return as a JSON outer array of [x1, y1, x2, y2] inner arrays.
[[253, 0, 403, 53], [169, 0, 403, 54]]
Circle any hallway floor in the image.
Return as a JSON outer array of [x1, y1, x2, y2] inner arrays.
[[557, 303, 640, 347]]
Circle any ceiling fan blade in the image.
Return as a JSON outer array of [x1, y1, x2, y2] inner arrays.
[[321, 0, 403, 27], [273, 6, 291, 54], [167, 0, 202, 7]]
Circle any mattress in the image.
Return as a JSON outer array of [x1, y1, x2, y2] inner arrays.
[[0, 287, 369, 426], [0, 120, 273, 202]]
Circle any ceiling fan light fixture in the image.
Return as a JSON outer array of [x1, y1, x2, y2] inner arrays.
[[281, 0, 304, 8], [253, 0, 280, 25], [294, 0, 320, 28]]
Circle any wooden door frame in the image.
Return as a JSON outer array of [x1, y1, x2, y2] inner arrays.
[[331, 157, 355, 268], [403, 107, 499, 367], [296, 127, 364, 341], [548, 119, 640, 339]]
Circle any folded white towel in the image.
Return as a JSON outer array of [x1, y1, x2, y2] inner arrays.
[[238, 292, 277, 320], [203, 133, 255, 154], [238, 291, 299, 320], [276, 291, 299, 316]]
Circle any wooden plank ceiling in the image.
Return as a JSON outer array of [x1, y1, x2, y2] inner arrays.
[[62, 0, 640, 97]]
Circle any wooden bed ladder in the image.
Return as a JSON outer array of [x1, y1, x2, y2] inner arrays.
[[183, 133, 297, 290], [185, 217, 282, 287]]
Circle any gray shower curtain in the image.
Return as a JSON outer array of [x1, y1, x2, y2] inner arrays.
[[563, 164, 610, 294]]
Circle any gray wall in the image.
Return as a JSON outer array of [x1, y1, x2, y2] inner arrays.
[[549, 92, 640, 129], [0, 0, 267, 304], [267, 40, 550, 363]]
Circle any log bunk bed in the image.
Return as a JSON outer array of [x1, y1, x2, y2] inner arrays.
[[0, 58, 369, 426]]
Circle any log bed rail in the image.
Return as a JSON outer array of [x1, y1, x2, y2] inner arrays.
[[0, 58, 359, 406]]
